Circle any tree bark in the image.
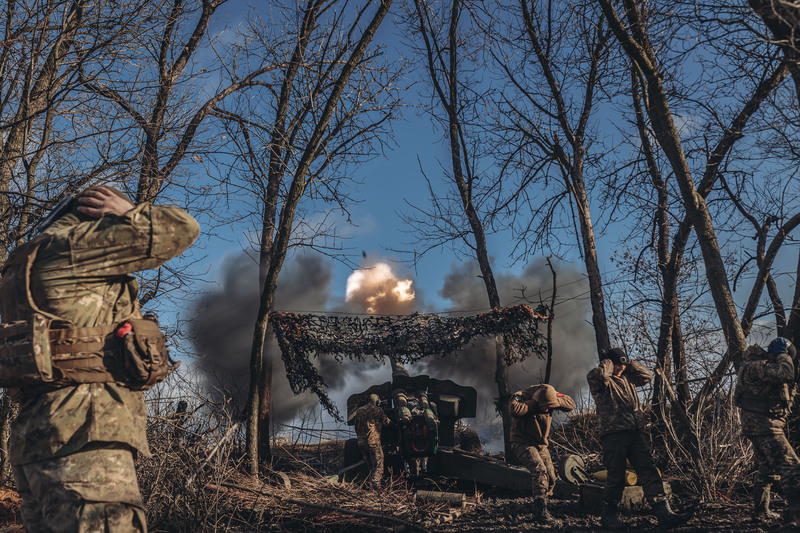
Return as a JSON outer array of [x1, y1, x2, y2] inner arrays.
[[544, 257, 557, 384]]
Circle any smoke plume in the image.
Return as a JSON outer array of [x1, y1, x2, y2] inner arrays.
[[418, 257, 597, 449], [190, 252, 335, 424], [190, 252, 595, 449], [337, 256, 595, 451]]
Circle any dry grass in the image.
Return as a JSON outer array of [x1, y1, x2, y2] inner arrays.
[[548, 398, 755, 504], [207, 468, 465, 532], [135, 377, 472, 532]]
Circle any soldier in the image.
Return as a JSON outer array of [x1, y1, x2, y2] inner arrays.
[[354, 393, 392, 489], [587, 347, 691, 529], [735, 337, 800, 525], [509, 383, 575, 523], [392, 387, 438, 476], [0, 185, 199, 532]]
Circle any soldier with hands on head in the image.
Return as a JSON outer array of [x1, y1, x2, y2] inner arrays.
[[0, 185, 200, 532], [354, 393, 392, 489], [509, 383, 575, 523], [735, 337, 800, 526], [587, 347, 691, 529]]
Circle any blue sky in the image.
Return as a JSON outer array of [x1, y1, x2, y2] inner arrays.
[[156, 1, 800, 445], [184, 0, 797, 368], [196, 3, 590, 316]]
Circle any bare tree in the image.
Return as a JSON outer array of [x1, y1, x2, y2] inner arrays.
[[748, 0, 800, 100], [0, 0, 288, 475], [0, 0, 277, 292], [588, 0, 800, 495], [211, 0, 398, 473], [402, 0, 522, 457], [0, 0, 154, 254], [599, 0, 757, 385], [490, 0, 614, 356]]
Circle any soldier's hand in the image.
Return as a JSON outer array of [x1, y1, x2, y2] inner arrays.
[[77, 186, 135, 218]]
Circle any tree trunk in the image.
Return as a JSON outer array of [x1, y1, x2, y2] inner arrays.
[[601, 0, 749, 374], [571, 175, 610, 355], [245, 0, 393, 473], [544, 257, 557, 384], [0, 394, 15, 482], [519, 2, 611, 357]]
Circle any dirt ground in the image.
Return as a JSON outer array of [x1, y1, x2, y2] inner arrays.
[[0, 480, 783, 532], [0, 433, 783, 533], [434, 495, 766, 533]]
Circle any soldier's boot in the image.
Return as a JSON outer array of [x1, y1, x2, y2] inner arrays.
[[532, 497, 552, 523], [601, 501, 624, 530], [652, 500, 692, 529], [753, 486, 781, 522]]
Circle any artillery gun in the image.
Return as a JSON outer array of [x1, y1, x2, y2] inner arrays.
[[338, 358, 532, 491]]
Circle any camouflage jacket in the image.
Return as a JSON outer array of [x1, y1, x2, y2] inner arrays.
[[736, 346, 795, 436], [354, 404, 391, 446], [587, 359, 652, 437], [0, 203, 199, 465], [509, 384, 575, 448]]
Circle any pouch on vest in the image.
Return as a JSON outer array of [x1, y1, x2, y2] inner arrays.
[[0, 313, 55, 387], [118, 317, 179, 390]]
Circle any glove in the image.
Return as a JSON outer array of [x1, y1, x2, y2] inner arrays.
[[510, 394, 528, 416], [768, 337, 789, 355]]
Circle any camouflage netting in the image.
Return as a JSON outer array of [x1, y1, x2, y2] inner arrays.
[[270, 304, 549, 419]]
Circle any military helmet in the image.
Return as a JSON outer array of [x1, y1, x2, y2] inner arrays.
[[768, 337, 796, 358], [368, 393, 381, 406], [39, 185, 133, 232], [604, 347, 629, 365]]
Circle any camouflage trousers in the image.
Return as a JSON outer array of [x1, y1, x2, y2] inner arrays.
[[359, 443, 384, 487], [746, 432, 800, 502], [601, 431, 665, 505], [510, 442, 555, 498], [13, 444, 146, 533]]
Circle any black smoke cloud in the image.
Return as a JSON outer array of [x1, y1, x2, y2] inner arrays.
[[190, 252, 595, 444], [415, 257, 597, 448], [190, 252, 337, 424]]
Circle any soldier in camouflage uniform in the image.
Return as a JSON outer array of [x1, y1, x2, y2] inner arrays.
[[735, 338, 800, 525], [354, 393, 392, 489], [509, 383, 575, 523], [587, 347, 690, 529], [0, 186, 199, 532]]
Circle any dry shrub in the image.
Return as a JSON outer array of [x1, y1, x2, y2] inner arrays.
[[549, 410, 603, 472], [211, 467, 459, 532], [137, 374, 245, 532], [548, 397, 755, 503], [655, 392, 753, 502], [271, 438, 346, 475], [136, 372, 462, 532]]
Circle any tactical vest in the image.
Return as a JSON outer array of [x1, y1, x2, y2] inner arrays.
[[734, 362, 790, 418], [0, 234, 177, 392]]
